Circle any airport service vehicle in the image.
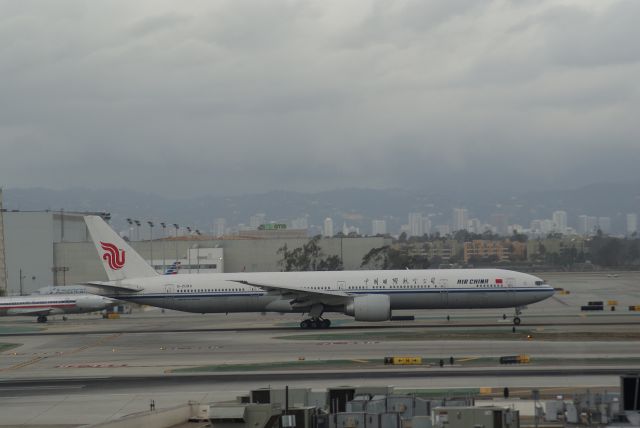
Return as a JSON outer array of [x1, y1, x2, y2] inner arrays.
[[0, 293, 116, 323], [84, 216, 554, 328]]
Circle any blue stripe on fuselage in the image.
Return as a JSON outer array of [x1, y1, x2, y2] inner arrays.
[[118, 287, 550, 300]]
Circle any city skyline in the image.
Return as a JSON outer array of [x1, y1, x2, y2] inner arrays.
[[2, 183, 639, 238], [116, 207, 636, 240]]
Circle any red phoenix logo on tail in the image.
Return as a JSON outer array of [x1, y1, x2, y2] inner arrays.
[[100, 242, 126, 270]]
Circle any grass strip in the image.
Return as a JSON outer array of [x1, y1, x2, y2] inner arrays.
[[274, 330, 640, 341], [173, 356, 640, 373], [0, 342, 22, 352]]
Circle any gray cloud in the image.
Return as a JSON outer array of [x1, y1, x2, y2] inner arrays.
[[0, 0, 638, 197]]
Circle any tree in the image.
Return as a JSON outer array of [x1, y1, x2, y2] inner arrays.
[[317, 255, 343, 271], [361, 246, 390, 269], [278, 237, 344, 271], [510, 230, 528, 243]]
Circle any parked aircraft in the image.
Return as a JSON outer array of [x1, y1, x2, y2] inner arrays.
[[0, 293, 116, 323], [84, 216, 554, 328]]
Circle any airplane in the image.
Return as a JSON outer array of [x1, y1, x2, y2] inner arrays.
[[164, 261, 181, 275], [84, 215, 555, 329], [0, 293, 116, 323]]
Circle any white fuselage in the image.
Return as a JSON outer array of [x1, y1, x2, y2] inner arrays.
[[0, 294, 114, 317], [101, 269, 554, 315]]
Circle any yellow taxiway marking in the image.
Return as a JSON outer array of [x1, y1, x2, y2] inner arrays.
[[0, 355, 45, 372], [65, 333, 122, 355], [456, 357, 480, 363]]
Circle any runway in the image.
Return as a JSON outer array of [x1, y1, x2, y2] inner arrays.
[[0, 271, 638, 425]]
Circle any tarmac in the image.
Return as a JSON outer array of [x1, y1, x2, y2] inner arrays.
[[0, 271, 638, 426]]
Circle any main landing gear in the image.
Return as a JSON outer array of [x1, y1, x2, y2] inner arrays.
[[300, 303, 331, 329], [36, 315, 48, 323], [300, 318, 331, 329]]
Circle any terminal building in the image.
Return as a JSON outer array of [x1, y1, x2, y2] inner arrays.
[[0, 210, 391, 296]]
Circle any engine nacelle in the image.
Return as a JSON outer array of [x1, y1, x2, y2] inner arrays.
[[344, 295, 391, 322]]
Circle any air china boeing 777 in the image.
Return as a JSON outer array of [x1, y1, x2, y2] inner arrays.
[[84, 216, 554, 328]]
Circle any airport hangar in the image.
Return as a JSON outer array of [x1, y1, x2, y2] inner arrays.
[[0, 210, 391, 295]]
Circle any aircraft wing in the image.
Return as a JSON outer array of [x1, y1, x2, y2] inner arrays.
[[80, 281, 143, 293], [228, 279, 351, 307], [8, 307, 58, 316]]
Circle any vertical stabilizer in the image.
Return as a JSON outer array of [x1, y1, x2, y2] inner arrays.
[[85, 216, 158, 281]]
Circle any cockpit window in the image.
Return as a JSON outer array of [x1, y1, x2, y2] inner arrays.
[[535, 280, 544, 286]]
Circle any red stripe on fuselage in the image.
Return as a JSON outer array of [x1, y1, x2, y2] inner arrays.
[[0, 304, 76, 310]]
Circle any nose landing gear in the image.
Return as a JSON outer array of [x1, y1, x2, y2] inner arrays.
[[36, 315, 48, 323], [513, 306, 523, 325], [502, 307, 524, 326]]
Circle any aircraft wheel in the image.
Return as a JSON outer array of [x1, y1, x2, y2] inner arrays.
[[300, 320, 311, 329], [513, 317, 521, 326], [37, 315, 47, 323], [309, 320, 319, 329], [321, 319, 331, 329]]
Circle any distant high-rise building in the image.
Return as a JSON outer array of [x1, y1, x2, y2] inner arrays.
[[469, 218, 482, 234], [342, 223, 359, 235], [598, 217, 611, 234], [249, 213, 266, 229], [490, 213, 508, 236], [552, 210, 568, 234], [291, 216, 309, 230], [371, 220, 387, 235], [577, 215, 588, 235], [408, 213, 424, 237], [213, 218, 226, 237], [452, 208, 469, 232], [577, 214, 598, 235], [422, 217, 432, 235], [541, 219, 554, 235], [323, 217, 334, 237], [530, 219, 543, 236], [627, 213, 638, 236], [434, 224, 451, 237]]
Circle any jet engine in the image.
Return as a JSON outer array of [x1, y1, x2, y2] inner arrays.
[[344, 295, 391, 321]]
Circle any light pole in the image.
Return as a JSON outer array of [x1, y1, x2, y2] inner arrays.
[[19, 268, 25, 296], [126, 218, 133, 241], [134, 220, 141, 241], [186, 228, 192, 273], [147, 221, 154, 270], [173, 224, 179, 263], [160, 222, 167, 274], [195, 230, 202, 273]]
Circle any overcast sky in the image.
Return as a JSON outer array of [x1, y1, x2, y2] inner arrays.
[[1, 0, 639, 197]]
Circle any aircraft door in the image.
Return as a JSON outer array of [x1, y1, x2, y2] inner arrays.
[[165, 284, 175, 294], [336, 281, 346, 291], [506, 278, 516, 305], [438, 278, 448, 308], [440, 290, 448, 308]]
